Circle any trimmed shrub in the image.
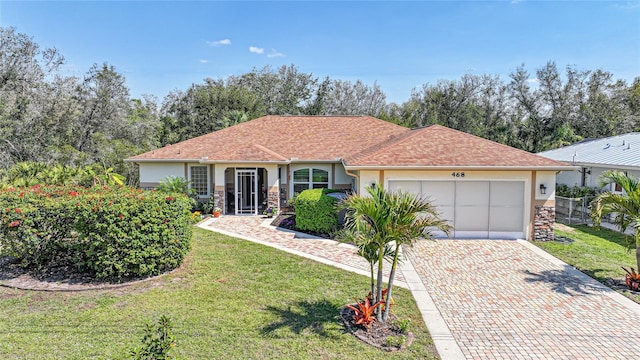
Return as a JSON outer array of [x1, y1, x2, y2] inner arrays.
[[293, 188, 340, 234], [556, 184, 598, 198], [0, 185, 193, 280]]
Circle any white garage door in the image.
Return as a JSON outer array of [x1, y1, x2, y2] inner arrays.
[[388, 180, 525, 239]]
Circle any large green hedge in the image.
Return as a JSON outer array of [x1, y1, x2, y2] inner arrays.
[[0, 185, 193, 280], [294, 188, 339, 234]]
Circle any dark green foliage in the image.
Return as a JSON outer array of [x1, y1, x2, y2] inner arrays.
[[156, 175, 195, 197], [0, 185, 193, 279], [131, 315, 176, 360], [293, 188, 339, 234], [556, 184, 598, 198]]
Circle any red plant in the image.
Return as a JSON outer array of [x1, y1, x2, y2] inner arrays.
[[366, 288, 396, 312], [345, 298, 382, 328], [622, 267, 640, 291]]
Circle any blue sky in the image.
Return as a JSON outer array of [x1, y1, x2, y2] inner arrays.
[[1, 1, 638, 103]]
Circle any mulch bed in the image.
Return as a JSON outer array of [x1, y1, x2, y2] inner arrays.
[[0, 255, 166, 291], [339, 306, 414, 351]]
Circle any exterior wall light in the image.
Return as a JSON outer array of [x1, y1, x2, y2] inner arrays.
[[539, 184, 547, 195]]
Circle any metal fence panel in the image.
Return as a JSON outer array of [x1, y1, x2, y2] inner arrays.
[[555, 196, 595, 225]]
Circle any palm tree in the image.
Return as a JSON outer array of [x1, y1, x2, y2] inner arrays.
[[341, 184, 451, 322], [157, 175, 195, 196], [591, 170, 640, 270], [339, 226, 395, 303]]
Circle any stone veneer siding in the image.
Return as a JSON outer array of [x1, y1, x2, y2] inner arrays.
[[213, 186, 225, 214], [533, 205, 555, 241], [268, 189, 279, 211]]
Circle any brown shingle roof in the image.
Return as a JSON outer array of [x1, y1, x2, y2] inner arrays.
[[127, 115, 409, 162], [127, 117, 570, 169], [344, 125, 572, 168]]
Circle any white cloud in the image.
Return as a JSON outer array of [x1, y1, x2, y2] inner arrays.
[[249, 46, 264, 54], [207, 39, 231, 47], [267, 49, 285, 58], [199, 59, 209, 64], [526, 78, 540, 84], [613, 2, 640, 10]]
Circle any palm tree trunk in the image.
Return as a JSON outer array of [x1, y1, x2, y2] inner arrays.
[[383, 243, 400, 322], [636, 230, 640, 271], [369, 263, 375, 302], [376, 244, 385, 322]]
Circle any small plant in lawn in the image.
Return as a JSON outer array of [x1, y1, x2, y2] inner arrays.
[[384, 335, 407, 348], [131, 315, 176, 360], [622, 267, 640, 291], [393, 318, 411, 334], [345, 297, 382, 329]]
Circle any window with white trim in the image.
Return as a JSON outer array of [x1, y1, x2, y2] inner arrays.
[[292, 168, 329, 194], [190, 166, 209, 196]]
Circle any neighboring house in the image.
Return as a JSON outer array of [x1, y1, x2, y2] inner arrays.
[[126, 115, 572, 240], [538, 133, 640, 192]]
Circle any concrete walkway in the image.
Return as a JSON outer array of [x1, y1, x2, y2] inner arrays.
[[199, 216, 640, 360]]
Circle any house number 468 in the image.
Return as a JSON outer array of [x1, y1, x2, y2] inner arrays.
[[451, 172, 465, 178]]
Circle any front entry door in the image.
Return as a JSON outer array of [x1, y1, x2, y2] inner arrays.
[[235, 169, 258, 215]]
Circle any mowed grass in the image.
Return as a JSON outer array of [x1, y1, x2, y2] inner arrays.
[[534, 224, 640, 302], [0, 227, 438, 359]]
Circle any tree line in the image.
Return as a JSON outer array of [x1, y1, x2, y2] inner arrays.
[[1, 26, 639, 184]]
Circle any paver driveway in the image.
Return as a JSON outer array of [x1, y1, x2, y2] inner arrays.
[[406, 240, 640, 360], [201, 216, 640, 359]]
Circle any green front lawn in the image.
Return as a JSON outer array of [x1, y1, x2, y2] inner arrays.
[[0, 228, 438, 359], [534, 224, 640, 302]]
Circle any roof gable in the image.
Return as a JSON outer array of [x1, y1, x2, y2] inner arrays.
[[345, 125, 570, 168], [127, 115, 409, 162]]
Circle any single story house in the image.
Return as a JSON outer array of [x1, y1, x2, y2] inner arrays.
[[126, 115, 573, 240], [538, 133, 640, 192]]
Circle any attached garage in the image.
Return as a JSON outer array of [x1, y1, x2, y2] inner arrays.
[[345, 125, 574, 241], [389, 180, 525, 239]]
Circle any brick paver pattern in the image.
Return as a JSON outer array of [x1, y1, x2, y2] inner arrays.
[[204, 216, 405, 283], [407, 240, 640, 360]]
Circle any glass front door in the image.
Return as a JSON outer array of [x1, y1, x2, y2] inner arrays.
[[235, 169, 258, 215]]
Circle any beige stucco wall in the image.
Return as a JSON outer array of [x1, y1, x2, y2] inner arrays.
[[139, 163, 186, 184], [212, 163, 280, 190]]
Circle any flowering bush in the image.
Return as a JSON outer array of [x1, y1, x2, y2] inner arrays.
[[263, 206, 277, 217], [0, 185, 193, 279]]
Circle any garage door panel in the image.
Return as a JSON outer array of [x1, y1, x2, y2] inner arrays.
[[388, 181, 421, 196], [490, 207, 524, 232], [420, 181, 455, 225], [435, 206, 455, 225], [455, 207, 489, 231], [491, 181, 524, 206], [489, 181, 524, 233], [456, 182, 489, 206], [421, 181, 455, 207], [388, 179, 525, 239]]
